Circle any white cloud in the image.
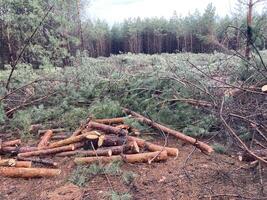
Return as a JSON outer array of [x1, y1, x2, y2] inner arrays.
[[86, 0, 266, 25]]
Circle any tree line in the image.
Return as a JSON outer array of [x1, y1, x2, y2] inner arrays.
[[0, 0, 267, 69]]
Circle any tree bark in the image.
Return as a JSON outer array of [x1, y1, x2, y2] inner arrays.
[[127, 136, 178, 157], [38, 130, 53, 149], [245, 0, 253, 60], [74, 150, 168, 165], [123, 108, 213, 154], [0, 167, 61, 178]]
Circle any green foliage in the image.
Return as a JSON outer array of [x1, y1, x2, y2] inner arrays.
[[239, 126, 252, 142], [124, 118, 147, 131], [61, 107, 88, 130], [10, 110, 32, 139], [106, 191, 132, 200], [212, 143, 226, 154], [69, 161, 122, 187], [122, 171, 137, 185], [0, 103, 5, 125], [89, 100, 123, 119]]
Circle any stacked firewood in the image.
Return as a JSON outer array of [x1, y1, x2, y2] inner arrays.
[[0, 109, 213, 178]]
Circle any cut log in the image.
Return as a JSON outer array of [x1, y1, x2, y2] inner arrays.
[[74, 150, 168, 164], [102, 134, 126, 147], [87, 121, 128, 136], [0, 167, 61, 178], [29, 124, 43, 134], [17, 156, 58, 167], [102, 142, 140, 155], [115, 124, 130, 130], [123, 108, 213, 154], [38, 130, 53, 149], [128, 136, 178, 157], [2, 139, 21, 147], [38, 128, 65, 135], [1, 146, 37, 154], [56, 149, 112, 157], [93, 117, 126, 124], [123, 150, 168, 163], [0, 159, 32, 168], [17, 144, 75, 157], [48, 132, 96, 148]]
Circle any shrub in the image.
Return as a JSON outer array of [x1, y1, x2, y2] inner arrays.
[[122, 171, 137, 185], [106, 191, 132, 200], [212, 143, 226, 154]]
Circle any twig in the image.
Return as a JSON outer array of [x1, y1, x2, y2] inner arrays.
[[182, 146, 196, 181]]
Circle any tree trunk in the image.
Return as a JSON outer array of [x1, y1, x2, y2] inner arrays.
[[76, 0, 84, 51], [245, 0, 253, 60], [123, 108, 213, 154], [0, 167, 61, 178]]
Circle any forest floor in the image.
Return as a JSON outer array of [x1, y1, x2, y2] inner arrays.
[[0, 137, 266, 200]]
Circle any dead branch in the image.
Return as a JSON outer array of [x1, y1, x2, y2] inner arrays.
[[220, 98, 267, 165], [123, 108, 213, 154]]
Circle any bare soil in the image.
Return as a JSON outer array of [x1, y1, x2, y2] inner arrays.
[[0, 138, 266, 200]]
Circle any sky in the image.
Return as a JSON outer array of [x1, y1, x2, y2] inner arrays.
[[86, 0, 267, 25]]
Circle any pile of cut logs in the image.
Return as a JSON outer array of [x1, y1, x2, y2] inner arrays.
[[0, 109, 213, 178]]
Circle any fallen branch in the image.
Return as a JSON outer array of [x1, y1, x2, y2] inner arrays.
[[220, 98, 267, 165], [123, 108, 213, 154], [0, 167, 61, 178]]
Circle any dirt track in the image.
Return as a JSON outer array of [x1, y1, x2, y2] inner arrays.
[[0, 138, 266, 200]]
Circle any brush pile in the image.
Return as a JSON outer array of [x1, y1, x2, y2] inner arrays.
[[0, 109, 213, 178]]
